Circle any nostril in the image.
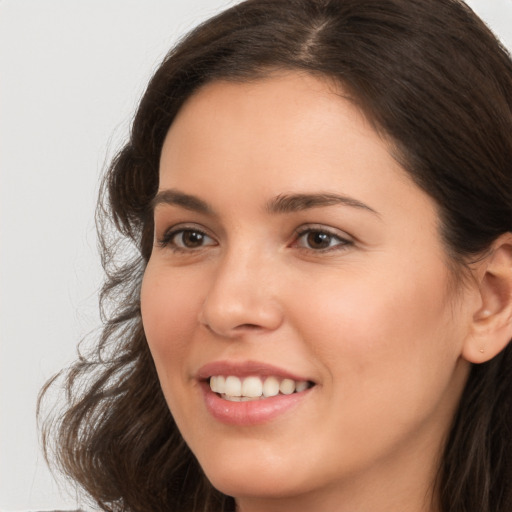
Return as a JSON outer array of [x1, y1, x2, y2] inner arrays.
[[199, 293, 283, 336]]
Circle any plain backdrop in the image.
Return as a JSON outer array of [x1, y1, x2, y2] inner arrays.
[[0, 1, 511, 510]]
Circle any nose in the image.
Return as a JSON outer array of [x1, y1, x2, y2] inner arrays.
[[198, 248, 283, 338]]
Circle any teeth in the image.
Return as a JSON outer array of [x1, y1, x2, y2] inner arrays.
[[279, 378, 295, 395], [209, 375, 311, 400], [296, 380, 309, 392], [224, 376, 242, 397], [242, 376, 263, 398], [262, 376, 280, 397], [210, 375, 225, 393]]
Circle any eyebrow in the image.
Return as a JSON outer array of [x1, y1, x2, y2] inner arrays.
[[151, 189, 212, 214], [151, 189, 379, 217], [266, 193, 379, 216]]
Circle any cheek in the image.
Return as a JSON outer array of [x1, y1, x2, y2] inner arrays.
[[282, 260, 468, 468], [292, 264, 450, 342], [140, 264, 204, 376], [287, 259, 462, 402]]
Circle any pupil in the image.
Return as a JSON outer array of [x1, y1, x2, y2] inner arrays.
[[308, 232, 330, 249], [183, 231, 203, 247]]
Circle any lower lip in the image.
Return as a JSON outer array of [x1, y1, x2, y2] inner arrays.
[[201, 382, 312, 426]]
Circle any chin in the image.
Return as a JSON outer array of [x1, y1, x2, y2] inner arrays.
[[208, 472, 299, 502], [199, 452, 309, 500]]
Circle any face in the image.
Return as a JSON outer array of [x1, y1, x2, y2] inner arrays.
[[141, 73, 472, 510]]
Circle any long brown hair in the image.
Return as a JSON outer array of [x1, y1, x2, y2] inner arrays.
[[39, 1, 512, 511]]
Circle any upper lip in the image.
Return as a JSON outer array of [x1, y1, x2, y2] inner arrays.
[[196, 360, 314, 383]]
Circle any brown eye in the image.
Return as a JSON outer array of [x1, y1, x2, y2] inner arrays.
[[160, 228, 216, 250], [295, 228, 351, 251], [180, 230, 206, 248], [306, 231, 333, 249]]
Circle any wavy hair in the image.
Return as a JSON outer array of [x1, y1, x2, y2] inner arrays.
[[39, 1, 512, 511]]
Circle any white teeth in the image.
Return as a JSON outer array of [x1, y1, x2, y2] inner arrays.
[[209, 375, 312, 400], [295, 380, 309, 392], [210, 375, 225, 393], [279, 378, 295, 395], [224, 376, 242, 397], [262, 376, 280, 397], [242, 376, 263, 398]]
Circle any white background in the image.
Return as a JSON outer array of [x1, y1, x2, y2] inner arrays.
[[0, 1, 511, 510]]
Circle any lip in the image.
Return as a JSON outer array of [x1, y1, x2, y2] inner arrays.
[[197, 360, 315, 426], [196, 360, 313, 381]]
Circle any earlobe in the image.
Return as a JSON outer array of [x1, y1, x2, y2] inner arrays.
[[462, 233, 512, 364]]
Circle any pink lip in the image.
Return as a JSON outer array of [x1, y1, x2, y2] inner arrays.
[[196, 360, 315, 426], [196, 360, 312, 381]]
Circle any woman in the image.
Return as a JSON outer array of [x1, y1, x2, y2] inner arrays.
[[39, 0, 512, 511]]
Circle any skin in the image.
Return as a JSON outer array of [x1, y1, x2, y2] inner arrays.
[[140, 73, 477, 512]]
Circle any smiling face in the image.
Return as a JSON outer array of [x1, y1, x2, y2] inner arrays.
[[141, 73, 473, 511]]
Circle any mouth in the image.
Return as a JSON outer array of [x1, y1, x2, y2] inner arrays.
[[209, 375, 315, 402], [197, 361, 316, 425]]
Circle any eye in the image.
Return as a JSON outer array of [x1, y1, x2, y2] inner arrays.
[[293, 227, 352, 251], [158, 227, 216, 251]]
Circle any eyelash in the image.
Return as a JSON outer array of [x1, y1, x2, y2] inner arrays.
[[157, 226, 216, 253], [293, 225, 353, 253], [156, 225, 353, 254]]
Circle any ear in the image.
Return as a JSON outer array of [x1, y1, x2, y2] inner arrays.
[[463, 233, 512, 364]]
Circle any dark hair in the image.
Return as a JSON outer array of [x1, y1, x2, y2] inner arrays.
[[39, 0, 512, 511]]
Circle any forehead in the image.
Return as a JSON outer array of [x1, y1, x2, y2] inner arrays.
[[159, 72, 414, 200]]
